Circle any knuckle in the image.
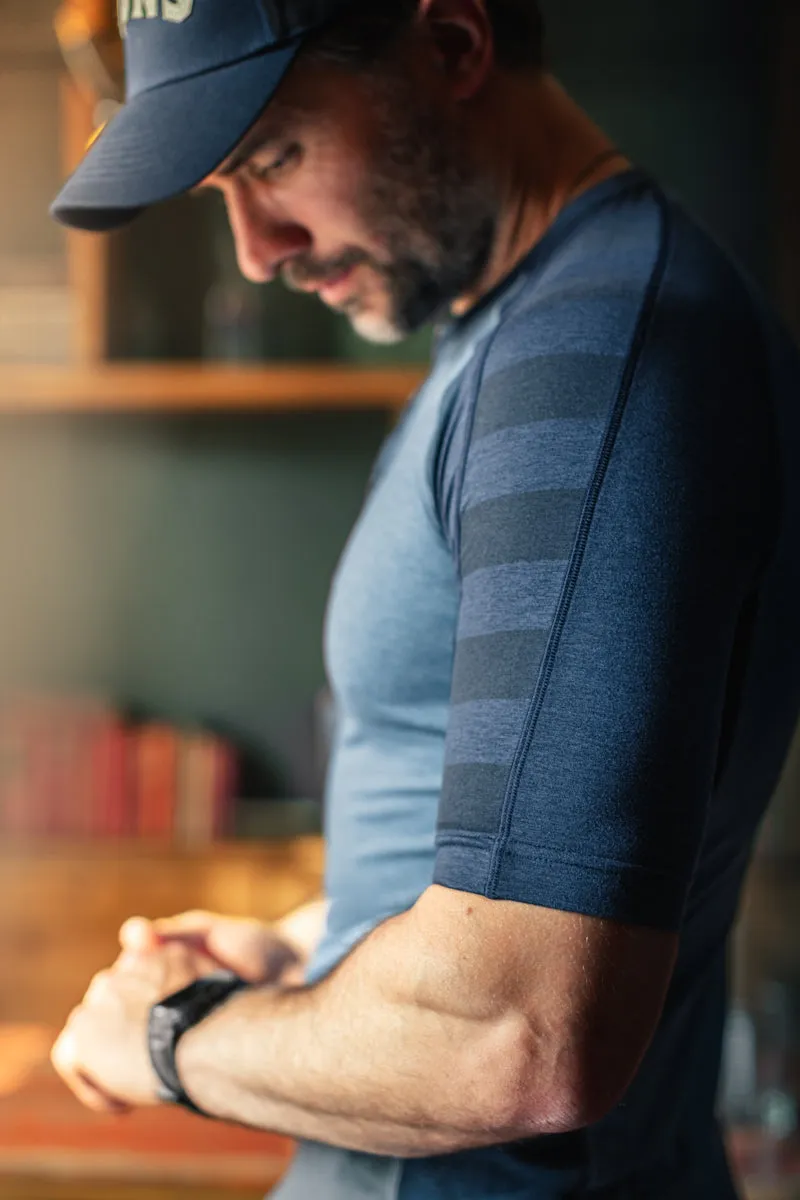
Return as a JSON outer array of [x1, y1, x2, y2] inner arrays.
[[86, 970, 111, 1002], [119, 915, 143, 937], [51, 1028, 75, 1073]]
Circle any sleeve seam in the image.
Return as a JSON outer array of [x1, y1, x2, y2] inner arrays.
[[449, 324, 507, 569]]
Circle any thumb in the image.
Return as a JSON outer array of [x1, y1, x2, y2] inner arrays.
[[119, 916, 160, 955]]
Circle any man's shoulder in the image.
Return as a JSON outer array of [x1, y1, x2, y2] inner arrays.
[[477, 181, 785, 406], [430, 179, 797, 529]]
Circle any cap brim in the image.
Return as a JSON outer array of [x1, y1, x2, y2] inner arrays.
[[51, 40, 304, 232]]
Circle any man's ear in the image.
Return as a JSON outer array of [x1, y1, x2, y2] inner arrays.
[[418, 0, 494, 100]]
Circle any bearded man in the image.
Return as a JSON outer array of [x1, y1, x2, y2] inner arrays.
[[50, 3, 800, 1198]]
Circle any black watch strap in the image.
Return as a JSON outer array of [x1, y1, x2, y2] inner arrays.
[[148, 971, 248, 1117]]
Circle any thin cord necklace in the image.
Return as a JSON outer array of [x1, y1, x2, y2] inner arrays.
[[451, 147, 629, 323], [566, 147, 628, 203]]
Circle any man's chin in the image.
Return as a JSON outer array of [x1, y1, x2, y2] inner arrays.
[[348, 308, 408, 346]]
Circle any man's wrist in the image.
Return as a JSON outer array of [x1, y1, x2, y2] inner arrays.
[[149, 973, 249, 1116], [174, 983, 268, 1125]]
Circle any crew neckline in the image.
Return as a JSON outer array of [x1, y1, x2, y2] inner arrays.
[[445, 166, 652, 335]]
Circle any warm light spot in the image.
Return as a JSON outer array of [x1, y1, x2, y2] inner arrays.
[[0, 1025, 53, 1098], [85, 120, 109, 151]]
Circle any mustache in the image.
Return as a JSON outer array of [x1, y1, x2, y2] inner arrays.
[[281, 248, 373, 292]]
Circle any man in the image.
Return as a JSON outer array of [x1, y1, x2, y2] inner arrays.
[[50, 1, 800, 1197]]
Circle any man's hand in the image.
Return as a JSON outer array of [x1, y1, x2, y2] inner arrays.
[[120, 898, 329, 989], [51, 941, 214, 1115], [51, 900, 328, 1115], [119, 910, 306, 987]]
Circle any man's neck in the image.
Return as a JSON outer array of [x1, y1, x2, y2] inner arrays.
[[451, 74, 630, 317]]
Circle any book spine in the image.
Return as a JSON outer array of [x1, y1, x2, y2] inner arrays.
[[134, 725, 179, 840], [91, 719, 132, 838]]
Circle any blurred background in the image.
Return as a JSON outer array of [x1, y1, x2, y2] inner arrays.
[[0, 0, 798, 1197]]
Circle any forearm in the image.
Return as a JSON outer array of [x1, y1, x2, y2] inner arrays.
[[177, 890, 550, 1156], [180, 984, 505, 1156]]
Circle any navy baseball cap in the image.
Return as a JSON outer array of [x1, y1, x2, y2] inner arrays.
[[51, 0, 349, 231]]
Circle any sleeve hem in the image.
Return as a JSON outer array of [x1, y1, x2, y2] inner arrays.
[[434, 833, 688, 931]]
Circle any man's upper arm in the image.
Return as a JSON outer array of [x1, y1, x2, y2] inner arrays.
[[434, 275, 770, 923], [429, 265, 771, 1107]]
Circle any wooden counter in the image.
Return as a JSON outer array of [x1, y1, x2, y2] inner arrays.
[[0, 838, 324, 1025], [0, 839, 323, 1194]]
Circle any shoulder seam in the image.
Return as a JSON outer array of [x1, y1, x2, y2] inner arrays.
[[447, 322, 510, 569], [486, 191, 676, 896], [448, 181, 662, 566]]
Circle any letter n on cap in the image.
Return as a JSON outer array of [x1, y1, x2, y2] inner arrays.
[[163, 0, 194, 21]]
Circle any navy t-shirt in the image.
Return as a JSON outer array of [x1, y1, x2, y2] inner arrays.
[[273, 170, 800, 1199]]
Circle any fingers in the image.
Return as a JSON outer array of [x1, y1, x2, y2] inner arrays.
[[121, 912, 220, 952], [119, 912, 218, 969], [117, 917, 226, 983], [205, 917, 285, 983], [85, 969, 113, 1005], [119, 910, 281, 984], [150, 911, 266, 980], [151, 910, 217, 938]]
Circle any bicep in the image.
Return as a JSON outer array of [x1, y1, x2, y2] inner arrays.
[[434, 316, 767, 932]]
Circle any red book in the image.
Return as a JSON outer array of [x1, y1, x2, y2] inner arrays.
[[0, 703, 31, 838], [133, 723, 179, 840], [30, 698, 116, 839], [90, 716, 133, 839], [211, 738, 238, 840], [0, 697, 64, 839], [67, 705, 101, 839], [27, 705, 60, 838], [36, 702, 80, 838]]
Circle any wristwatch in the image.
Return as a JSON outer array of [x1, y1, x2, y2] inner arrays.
[[148, 971, 248, 1116]]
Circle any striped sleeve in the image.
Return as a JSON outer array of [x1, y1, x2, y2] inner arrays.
[[432, 235, 771, 930]]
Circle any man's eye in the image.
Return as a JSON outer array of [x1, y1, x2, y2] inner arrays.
[[249, 145, 301, 181]]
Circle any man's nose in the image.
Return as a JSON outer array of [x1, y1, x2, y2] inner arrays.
[[224, 185, 312, 284]]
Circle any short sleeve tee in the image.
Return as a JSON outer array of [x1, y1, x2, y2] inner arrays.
[[277, 170, 800, 1200]]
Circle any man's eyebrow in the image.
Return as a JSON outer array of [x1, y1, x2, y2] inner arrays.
[[189, 112, 294, 193], [216, 116, 290, 178]]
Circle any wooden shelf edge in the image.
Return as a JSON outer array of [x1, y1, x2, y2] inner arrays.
[[0, 835, 324, 862], [0, 363, 424, 413]]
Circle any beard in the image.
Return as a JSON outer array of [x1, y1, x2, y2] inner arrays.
[[281, 71, 497, 343]]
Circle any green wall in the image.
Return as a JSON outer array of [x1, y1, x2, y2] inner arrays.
[[545, 0, 773, 282], [0, 413, 388, 795], [0, 0, 779, 796]]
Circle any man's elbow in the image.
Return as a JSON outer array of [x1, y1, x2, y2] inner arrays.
[[477, 1029, 634, 1140]]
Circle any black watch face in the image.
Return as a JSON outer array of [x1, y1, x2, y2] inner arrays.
[[148, 974, 246, 1117]]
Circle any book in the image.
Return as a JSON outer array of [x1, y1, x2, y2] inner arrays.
[[175, 731, 238, 847], [133, 723, 179, 840], [89, 714, 132, 838]]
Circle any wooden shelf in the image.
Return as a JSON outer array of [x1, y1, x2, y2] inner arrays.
[[0, 833, 324, 860], [0, 363, 423, 413]]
